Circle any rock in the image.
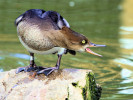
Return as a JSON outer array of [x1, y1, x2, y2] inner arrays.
[[0, 69, 102, 100]]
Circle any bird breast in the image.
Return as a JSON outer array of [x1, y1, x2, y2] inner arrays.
[[17, 21, 55, 52]]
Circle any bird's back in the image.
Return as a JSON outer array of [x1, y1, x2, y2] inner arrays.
[[16, 9, 62, 51], [15, 9, 77, 55]]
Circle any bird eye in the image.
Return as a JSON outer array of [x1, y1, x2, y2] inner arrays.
[[81, 40, 86, 44]]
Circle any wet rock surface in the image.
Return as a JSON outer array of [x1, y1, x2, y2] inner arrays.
[[0, 69, 102, 100]]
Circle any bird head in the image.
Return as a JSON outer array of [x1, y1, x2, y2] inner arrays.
[[61, 27, 106, 57], [76, 40, 106, 57]]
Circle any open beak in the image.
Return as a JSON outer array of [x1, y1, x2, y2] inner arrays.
[[85, 43, 106, 57]]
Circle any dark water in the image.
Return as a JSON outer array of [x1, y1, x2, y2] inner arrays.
[[0, 0, 133, 99]]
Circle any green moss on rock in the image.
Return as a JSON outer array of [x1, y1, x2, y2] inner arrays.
[[82, 72, 102, 100]]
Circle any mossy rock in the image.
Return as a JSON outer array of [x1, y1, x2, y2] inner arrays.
[[0, 69, 102, 100], [67, 72, 102, 100]]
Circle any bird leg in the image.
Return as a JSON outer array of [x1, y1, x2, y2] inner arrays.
[[16, 53, 37, 74], [37, 55, 62, 76]]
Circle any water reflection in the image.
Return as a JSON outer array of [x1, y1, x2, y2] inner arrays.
[[113, 0, 133, 99], [120, 26, 133, 31], [121, 68, 132, 79], [121, 78, 133, 84], [114, 58, 133, 66], [0, 57, 4, 60], [17, 61, 25, 66], [10, 53, 30, 60], [118, 88, 133, 94], [69, 1, 75, 7], [119, 38, 133, 49], [0, 69, 4, 72], [0, 51, 29, 71]]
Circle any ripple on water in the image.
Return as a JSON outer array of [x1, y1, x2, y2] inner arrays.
[[118, 88, 133, 94], [69, 1, 75, 7], [0, 69, 4, 72], [0, 52, 29, 71], [0, 56, 4, 60], [9, 53, 30, 60], [120, 26, 133, 32], [119, 31, 132, 35], [119, 39, 133, 49], [114, 58, 133, 66], [120, 69, 132, 79], [120, 68, 133, 84]]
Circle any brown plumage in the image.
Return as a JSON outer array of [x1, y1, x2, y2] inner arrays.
[[15, 9, 106, 76]]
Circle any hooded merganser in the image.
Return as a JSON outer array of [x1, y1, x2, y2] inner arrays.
[[15, 9, 106, 76]]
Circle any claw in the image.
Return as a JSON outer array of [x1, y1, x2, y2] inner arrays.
[[37, 67, 58, 76], [16, 66, 35, 74], [16, 67, 25, 74], [16, 66, 59, 76]]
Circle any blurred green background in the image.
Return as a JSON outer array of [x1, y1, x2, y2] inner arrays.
[[0, 0, 133, 99]]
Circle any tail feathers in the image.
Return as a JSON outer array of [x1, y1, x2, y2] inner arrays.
[[15, 15, 24, 26]]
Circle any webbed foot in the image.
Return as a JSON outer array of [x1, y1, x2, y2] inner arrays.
[[37, 66, 59, 76], [16, 65, 36, 74]]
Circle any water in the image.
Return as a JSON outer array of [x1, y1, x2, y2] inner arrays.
[[0, 0, 133, 99]]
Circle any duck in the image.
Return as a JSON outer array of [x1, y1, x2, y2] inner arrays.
[[15, 9, 106, 76]]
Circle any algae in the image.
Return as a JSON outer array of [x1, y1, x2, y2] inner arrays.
[[67, 72, 102, 100], [83, 72, 102, 100]]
